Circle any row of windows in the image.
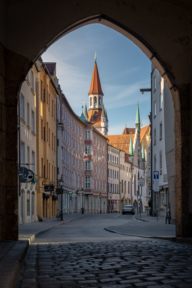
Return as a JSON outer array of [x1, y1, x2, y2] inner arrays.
[[62, 147, 83, 171], [108, 153, 119, 164], [62, 105, 84, 136], [20, 142, 35, 173], [40, 119, 56, 151], [41, 158, 56, 182], [20, 94, 36, 133], [108, 183, 119, 194], [90, 96, 102, 107], [108, 168, 119, 179]]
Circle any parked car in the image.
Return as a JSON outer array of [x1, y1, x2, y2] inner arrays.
[[122, 204, 135, 215]]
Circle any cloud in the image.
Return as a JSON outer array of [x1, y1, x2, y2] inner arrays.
[[104, 80, 150, 110]]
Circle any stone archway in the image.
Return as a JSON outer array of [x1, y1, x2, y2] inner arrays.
[[1, 0, 192, 239]]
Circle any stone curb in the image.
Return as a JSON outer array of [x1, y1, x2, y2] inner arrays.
[[104, 227, 176, 240], [0, 241, 28, 288], [19, 215, 82, 243]]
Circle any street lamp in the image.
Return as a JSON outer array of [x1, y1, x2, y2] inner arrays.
[[56, 176, 64, 221], [81, 187, 84, 214]]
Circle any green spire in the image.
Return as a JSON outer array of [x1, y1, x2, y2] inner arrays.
[[141, 145, 145, 160], [129, 136, 134, 156], [80, 105, 87, 123], [136, 103, 140, 126], [84, 104, 88, 120]]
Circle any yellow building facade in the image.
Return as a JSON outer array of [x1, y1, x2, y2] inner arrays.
[[36, 60, 58, 219]]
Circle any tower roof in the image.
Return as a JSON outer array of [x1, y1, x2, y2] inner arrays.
[[136, 103, 140, 125], [88, 61, 104, 96]]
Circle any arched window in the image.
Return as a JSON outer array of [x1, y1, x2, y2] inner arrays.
[[94, 96, 97, 107]]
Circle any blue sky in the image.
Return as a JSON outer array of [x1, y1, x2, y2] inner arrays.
[[42, 23, 151, 134]]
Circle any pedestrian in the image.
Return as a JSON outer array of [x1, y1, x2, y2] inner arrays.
[[165, 209, 171, 224]]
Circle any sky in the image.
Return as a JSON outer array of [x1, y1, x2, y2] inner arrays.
[[42, 23, 151, 134]]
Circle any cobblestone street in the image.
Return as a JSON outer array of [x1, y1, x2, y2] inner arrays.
[[17, 239, 192, 288]]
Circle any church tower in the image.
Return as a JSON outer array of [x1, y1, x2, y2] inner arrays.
[[87, 58, 108, 135], [133, 104, 142, 167]]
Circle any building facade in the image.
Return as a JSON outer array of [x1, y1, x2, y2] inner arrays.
[[18, 65, 37, 224], [108, 106, 150, 213], [108, 145, 120, 213], [152, 66, 175, 221], [57, 90, 85, 215], [36, 60, 58, 219]]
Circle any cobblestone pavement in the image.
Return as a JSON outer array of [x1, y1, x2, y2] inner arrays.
[[17, 239, 192, 288]]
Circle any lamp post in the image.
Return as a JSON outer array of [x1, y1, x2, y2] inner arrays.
[[81, 187, 84, 214], [140, 83, 153, 216], [57, 177, 64, 221]]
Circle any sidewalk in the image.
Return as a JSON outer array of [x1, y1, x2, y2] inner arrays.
[[105, 213, 176, 239], [0, 214, 80, 288], [19, 213, 81, 243]]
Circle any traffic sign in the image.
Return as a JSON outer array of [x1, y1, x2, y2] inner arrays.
[[153, 171, 159, 180]]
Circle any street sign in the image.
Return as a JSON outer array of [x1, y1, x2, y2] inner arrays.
[[153, 171, 159, 192], [153, 171, 159, 180]]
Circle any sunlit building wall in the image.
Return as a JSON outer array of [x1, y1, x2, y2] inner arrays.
[[36, 60, 58, 219]]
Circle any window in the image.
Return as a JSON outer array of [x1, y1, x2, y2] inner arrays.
[[27, 193, 30, 216], [90, 97, 92, 107], [85, 176, 91, 188], [31, 151, 35, 173], [20, 93, 25, 120], [85, 145, 92, 155], [160, 151, 162, 175], [40, 80, 43, 101], [99, 96, 101, 105], [30, 70, 35, 92], [154, 128, 156, 145], [31, 110, 35, 133], [160, 122, 163, 141], [27, 146, 30, 165], [154, 154, 157, 171], [160, 78, 164, 110], [41, 158, 44, 177], [154, 101, 157, 117], [31, 192, 35, 216], [85, 160, 92, 170], [94, 96, 97, 107], [41, 119, 43, 140], [153, 74, 157, 92], [85, 130, 91, 140], [20, 142, 25, 164], [26, 103, 30, 126]]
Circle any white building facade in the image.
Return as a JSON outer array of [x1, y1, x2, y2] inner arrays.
[[19, 65, 37, 224], [108, 145, 120, 212], [152, 67, 169, 218], [57, 91, 85, 215]]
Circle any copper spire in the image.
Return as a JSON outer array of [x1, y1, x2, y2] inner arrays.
[[88, 60, 104, 96]]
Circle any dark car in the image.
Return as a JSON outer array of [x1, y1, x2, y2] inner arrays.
[[122, 204, 135, 215]]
